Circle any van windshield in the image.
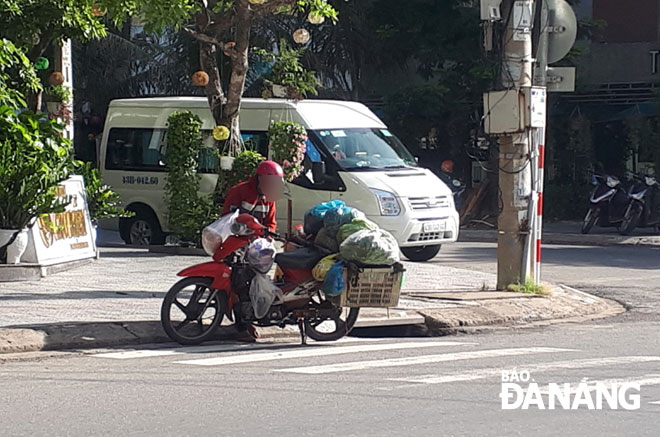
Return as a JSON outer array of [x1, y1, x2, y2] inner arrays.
[[312, 128, 417, 171]]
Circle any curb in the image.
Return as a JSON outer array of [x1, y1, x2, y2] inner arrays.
[[459, 229, 660, 247], [0, 287, 624, 355], [417, 285, 625, 335]]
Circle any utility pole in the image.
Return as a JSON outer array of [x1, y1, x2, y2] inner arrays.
[[496, 0, 534, 289], [482, 0, 575, 289]]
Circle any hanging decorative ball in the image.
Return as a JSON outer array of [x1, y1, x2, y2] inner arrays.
[[91, 3, 107, 17], [213, 125, 230, 141], [49, 72, 65, 86], [223, 41, 236, 57], [248, 0, 267, 4], [307, 12, 325, 24], [293, 28, 310, 44], [34, 57, 50, 70], [192, 71, 209, 86]]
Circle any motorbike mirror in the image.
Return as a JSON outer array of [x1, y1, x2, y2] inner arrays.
[[312, 161, 326, 185]]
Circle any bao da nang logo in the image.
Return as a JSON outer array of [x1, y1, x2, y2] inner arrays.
[[500, 369, 641, 410]]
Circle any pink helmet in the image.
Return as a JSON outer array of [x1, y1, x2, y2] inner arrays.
[[256, 160, 284, 177]]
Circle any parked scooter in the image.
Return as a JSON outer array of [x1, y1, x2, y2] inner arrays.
[[620, 174, 660, 235], [581, 174, 630, 234]]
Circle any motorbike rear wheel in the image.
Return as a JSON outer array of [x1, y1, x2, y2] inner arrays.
[[581, 207, 599, 234], [305, 303, 360, 342], [161, 277, 225, 345]]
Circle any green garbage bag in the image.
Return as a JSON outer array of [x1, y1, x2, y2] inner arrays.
[[315, 225, 340, 253], [336, 218, 378, 245], [339, 229, 400, 266]]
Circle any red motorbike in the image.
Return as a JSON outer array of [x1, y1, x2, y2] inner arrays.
[[160, 213, 360, 345]]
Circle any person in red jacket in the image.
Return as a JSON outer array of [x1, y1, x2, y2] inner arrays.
[[222, 160, 285, 342], [221, 160, 285, 232]]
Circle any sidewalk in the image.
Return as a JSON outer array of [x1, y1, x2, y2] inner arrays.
[[0, 247, 624, 354], [460, 221, 660, 247]]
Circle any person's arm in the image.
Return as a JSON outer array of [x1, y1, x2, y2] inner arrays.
[[264, 202, 277, 233]]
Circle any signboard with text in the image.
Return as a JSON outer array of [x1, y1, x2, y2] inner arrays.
[[22, 176, 97, 265]]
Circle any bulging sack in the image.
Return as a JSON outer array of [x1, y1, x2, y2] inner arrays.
[[322, 261, 345, 297], [249, 273, 283, 319], [202, 210, 239, 256], [246, 238, 276, 274], [323, 205, 363, 228], [313, 254, 338, 281], [303, 200, 346, 236], [339, 229, 400, 266], [336, 218, 378, 245], [314, 225, 340, 253]]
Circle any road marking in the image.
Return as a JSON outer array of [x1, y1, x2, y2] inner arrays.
[[174, 341, 477, 366], [92, 343, 256, 359], [90, 337, 394, 360], [389, 356, 660, 385], [649, 401, 660, 405], [274, 347, 573, 374]]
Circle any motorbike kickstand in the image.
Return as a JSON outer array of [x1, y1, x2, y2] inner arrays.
[[297, 318, 307, 345]]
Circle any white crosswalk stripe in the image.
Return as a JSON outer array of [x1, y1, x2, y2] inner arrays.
[[174, 341, 477, 366], [89, 337, 395, 360], [388, 356, 660, 386], [274, 347, 574, 374]]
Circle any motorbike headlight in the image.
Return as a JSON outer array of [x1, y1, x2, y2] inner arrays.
[[452, 179, 461, 187], [591, 175, 599, 186], [606, 176, 619, 188], [370, 188, 401, 216], [645, 176, 657, 187]]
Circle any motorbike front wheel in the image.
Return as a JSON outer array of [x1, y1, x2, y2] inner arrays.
[[620, 205, 642, 236], [305, 305, 360, 342], [161, 277, 225, 345], [581, 207, 599, 234]]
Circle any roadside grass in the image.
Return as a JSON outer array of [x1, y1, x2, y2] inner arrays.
[[507, 279, 551, 296]]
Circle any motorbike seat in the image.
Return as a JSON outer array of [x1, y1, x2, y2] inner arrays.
[[275, 247, 324, 270]]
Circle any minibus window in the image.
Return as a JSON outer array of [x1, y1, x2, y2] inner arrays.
[[313, 128, 417, 171], [241, 132, 269, 156], [105, 128, 166, 171]]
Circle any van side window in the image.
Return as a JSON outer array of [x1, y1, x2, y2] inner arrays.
[[198, 131, 219, 173], [105, 128, 166, 171], [241, 132, 269, 157]]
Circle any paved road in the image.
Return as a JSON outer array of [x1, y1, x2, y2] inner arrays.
[[2, 320, 660, 436], [436, 242, 660, 321]]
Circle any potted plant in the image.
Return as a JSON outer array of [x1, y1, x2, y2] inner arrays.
[[44, 84, 72, 112], [256, 40, 321, 101], [268, 121, 307, 182], [0, 107, 73, 263]]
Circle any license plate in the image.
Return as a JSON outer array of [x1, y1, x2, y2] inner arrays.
[[423, 221, 445, 233]]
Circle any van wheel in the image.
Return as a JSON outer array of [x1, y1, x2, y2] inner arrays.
[[120, 210, 165, 246], [401, 245, 441, 262]]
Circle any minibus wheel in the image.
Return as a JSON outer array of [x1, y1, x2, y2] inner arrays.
[[120, 208, 165, 246], [401, 245, 441, 262]]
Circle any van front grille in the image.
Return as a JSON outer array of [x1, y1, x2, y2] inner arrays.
[[408, 196, 450, 210]]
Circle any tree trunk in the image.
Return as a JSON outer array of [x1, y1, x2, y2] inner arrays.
[[222, 0, 253, 156], [199, 42, 224, 123]]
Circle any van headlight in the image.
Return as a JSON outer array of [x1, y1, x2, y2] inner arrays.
[[371, 189, 401, 216]]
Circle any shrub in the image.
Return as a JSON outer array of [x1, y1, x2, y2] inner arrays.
[[75, 161, 132, 222], [165, 111, 220, 245]]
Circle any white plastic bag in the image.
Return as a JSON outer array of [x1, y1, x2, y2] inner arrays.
[[201, 210, 239, 256], [249, 273, 283, 319], [246, 238, 276, 273]]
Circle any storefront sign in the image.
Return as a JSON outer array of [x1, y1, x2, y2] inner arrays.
[[22, 176, 97, 265]]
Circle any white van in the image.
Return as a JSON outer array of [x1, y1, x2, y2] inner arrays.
[[99, 97, 458, 261]]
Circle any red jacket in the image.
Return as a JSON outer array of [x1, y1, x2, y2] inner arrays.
[[221, 177, 277, 232]]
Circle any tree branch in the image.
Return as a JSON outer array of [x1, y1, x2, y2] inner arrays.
[[182, 27, 224, 47], [250, 0, 297, 20]]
